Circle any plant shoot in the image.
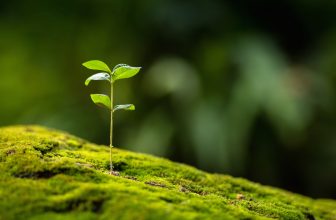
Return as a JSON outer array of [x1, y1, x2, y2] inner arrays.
[[82, 60, 141, 175]]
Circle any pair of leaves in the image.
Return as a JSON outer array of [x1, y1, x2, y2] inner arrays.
[[90, 94, 135, 112], [83, 60, 141, 85]]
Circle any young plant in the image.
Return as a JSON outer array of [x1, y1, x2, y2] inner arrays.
[[82, 60, 141, 175]]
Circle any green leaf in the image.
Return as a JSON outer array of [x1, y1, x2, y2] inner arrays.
[[112, 64, 141, 81], [85, 73, 111, 86], [90, 94, 111, 110], [82, 60, 111, 73], [113, 104, 135, 112]]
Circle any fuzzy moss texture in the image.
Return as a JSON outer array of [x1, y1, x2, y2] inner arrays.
[[0, 125, 335, 220]]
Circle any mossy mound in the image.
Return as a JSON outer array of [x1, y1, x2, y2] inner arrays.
[[0, 125, 335, 220]]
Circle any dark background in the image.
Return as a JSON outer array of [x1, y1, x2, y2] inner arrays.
[[0, 0, 336, 198]]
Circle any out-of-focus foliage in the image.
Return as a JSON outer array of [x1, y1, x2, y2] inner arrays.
[[0, 0, 336, 198]]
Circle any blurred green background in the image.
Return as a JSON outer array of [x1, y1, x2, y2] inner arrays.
[[1, 0, 336, 198]]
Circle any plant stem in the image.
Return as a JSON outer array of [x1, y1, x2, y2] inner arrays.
[[110, 82, 114, 174]]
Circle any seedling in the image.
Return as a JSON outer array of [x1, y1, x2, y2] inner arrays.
[[82, 60, 141, 175]]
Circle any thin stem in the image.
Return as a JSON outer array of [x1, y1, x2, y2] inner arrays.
[[110, 82, 114, 174]]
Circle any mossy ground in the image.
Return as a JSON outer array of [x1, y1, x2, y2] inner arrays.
[[0, 125, 335, 220]]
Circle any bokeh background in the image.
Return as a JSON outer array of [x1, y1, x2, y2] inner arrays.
[[1, 0, 335, 199]]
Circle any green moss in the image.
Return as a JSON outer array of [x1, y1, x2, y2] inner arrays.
[[0, 125, 335, 220]]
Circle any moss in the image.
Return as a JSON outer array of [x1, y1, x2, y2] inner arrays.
[[0, 125, 335, 220]]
